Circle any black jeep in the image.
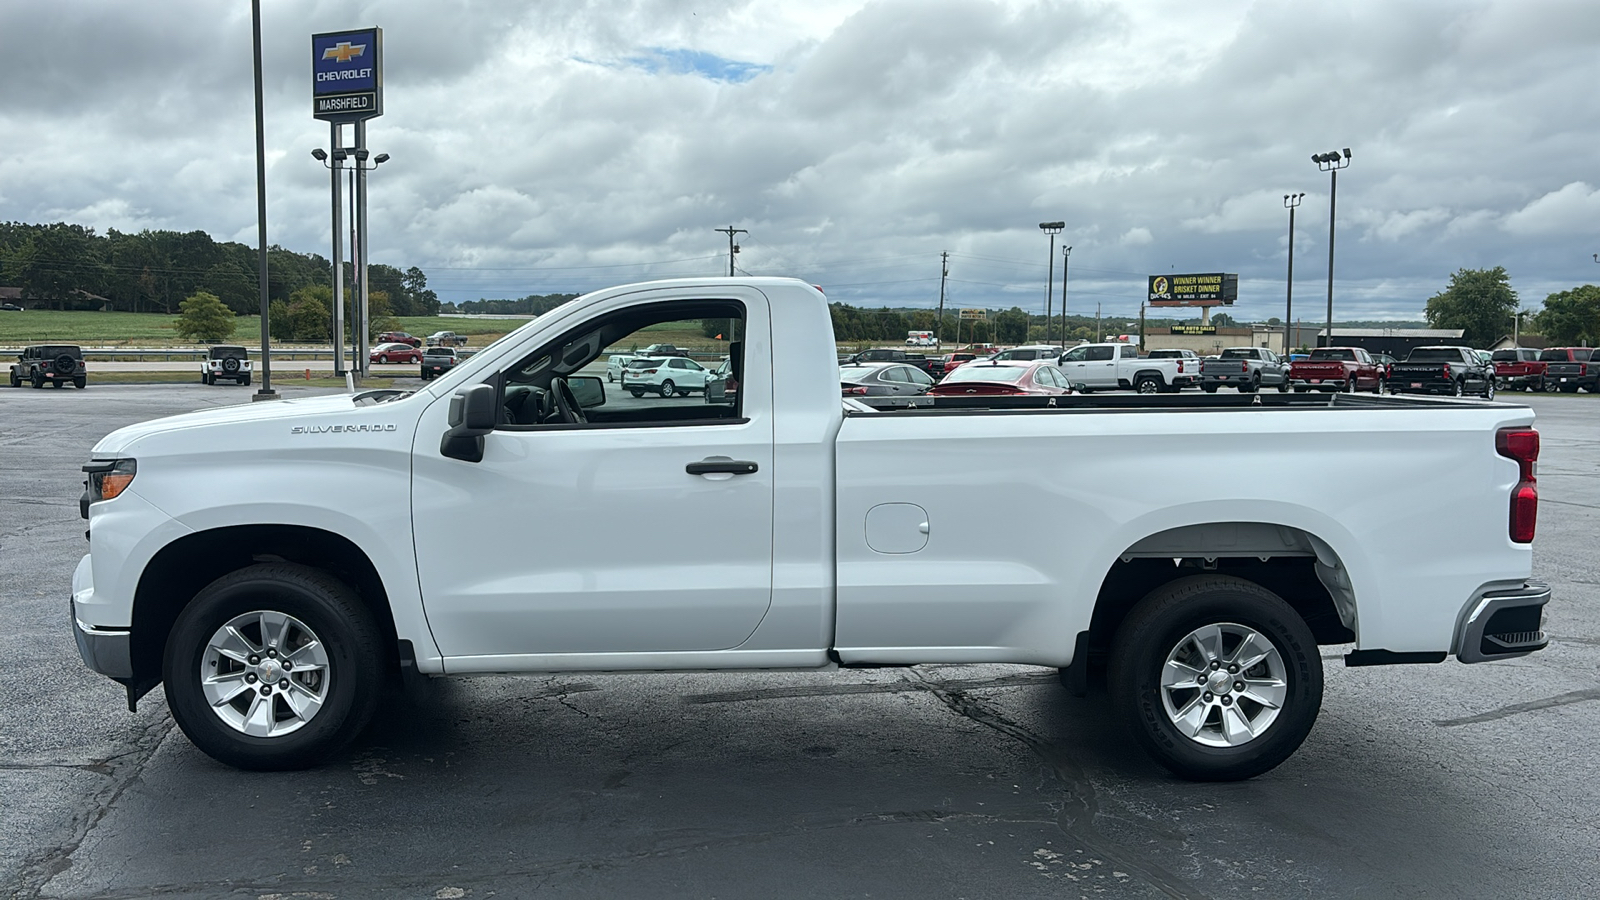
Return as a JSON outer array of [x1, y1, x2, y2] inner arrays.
[[10, 345, 86, 389], [201, 345, 252, 385]]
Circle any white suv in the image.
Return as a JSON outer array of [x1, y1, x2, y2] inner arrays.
[[621, 356, 711, 397]]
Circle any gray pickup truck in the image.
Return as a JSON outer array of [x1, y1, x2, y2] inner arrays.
[[1201, 347, 1289, 393]]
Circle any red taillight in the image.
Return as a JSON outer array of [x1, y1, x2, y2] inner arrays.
[[1496, 427, 1539, 543], [1442, 363, 1452, 379], [1581, 364, 1589, 376], [843, 385, 868, 395]]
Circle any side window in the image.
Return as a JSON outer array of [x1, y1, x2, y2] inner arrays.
[[880, 367, 906, 383], [1086, 346, 1114, 361], [1122, 346, 1139, 359], [497, 302, 746, 429], [1062, 347, 1089, 363], [908, 367, 933, 386]]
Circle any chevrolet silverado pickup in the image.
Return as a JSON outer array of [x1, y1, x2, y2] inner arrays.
[[1288, 347, 1384, 393], [72, 277, 1549, 781], [1059, 342, 1184, 393], [1389, 346, 1495, 399], [1201, 347, 1289, 393]]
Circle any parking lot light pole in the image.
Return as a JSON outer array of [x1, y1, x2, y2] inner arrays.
[[1283, 192, 1305, 353], [311, 145, 347, 375], [1039, 222, 1064, 345], [1061, 245, 1071, 348], [249, 0, 277, 401], [1312, 148, 1352, 348]]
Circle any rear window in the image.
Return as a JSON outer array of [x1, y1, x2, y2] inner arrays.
[[1491, 350, 1521, 361], [424, 348, 454, 357], [1406, 348, 1463, 361], [838, 366, 878, 379], [1219, 348, 1255, 359], [942, 364, 1029, 383], [1538, 349, 1570, 361], [39, 345, 81, 357], [1309, 349, 1355, 361], [626, 358, 661, 369], [1147, 350, 1187, 359]]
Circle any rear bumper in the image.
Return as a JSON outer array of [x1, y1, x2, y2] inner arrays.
[[1455, 581, 1550, 663]]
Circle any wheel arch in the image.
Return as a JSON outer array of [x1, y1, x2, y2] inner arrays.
[[1073, 521, 1359, 684], [128, 524, 400, 700]]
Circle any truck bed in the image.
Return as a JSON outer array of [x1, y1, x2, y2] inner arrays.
[[854, 392, 1513, 413]]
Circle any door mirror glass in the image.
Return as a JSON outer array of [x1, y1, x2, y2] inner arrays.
[[448, 384, 498, 434], [568, 376, 606, 409]]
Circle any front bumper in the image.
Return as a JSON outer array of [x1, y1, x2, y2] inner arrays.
[[1455, 581, 1550, 663], [70, 555, 130, 679]]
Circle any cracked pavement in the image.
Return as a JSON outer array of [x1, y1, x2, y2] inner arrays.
[[3, 385, 1599, 899]]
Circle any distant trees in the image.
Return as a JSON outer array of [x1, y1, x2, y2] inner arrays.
[[1532, 285, 1600, 346], [1425, 267, 1519, 347], [449, 293, 578, 316], [175, 292, 235, 342]]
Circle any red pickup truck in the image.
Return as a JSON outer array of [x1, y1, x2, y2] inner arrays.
[[1288, 347, 1385, 393], [1491, 348, 1546, 392]]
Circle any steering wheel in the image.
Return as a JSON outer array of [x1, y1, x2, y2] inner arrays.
[[550, 377, 587, 425]]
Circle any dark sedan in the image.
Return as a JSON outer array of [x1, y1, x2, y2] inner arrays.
[[840, 363, 935, 396]]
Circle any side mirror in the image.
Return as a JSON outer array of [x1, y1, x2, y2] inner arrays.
[[567, 375, 605, 409], [441, 384, 497, 462]]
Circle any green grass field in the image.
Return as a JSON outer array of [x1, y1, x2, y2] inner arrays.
[[0, 310, 522, 348]]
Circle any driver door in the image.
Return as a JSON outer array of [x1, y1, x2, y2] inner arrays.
[[411, 294, 775, 663]]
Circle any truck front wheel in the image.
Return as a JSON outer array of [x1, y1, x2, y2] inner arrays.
[[162, 564, 384, 771], [1108, 575, 1322, 781]]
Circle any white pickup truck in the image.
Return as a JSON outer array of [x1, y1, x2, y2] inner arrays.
[[1059, 342, 1188, 393], [72, 277, 1549, 780]]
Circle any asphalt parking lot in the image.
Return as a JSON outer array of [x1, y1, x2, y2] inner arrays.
[[3, 385, 1598, 899]]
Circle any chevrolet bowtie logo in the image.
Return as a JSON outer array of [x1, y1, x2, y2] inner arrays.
[[322, 42, 366, 63]]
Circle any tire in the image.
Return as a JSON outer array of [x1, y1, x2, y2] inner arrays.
[[1293, 386, 1307, 393], [629, 389, 645, 398], [1239, 378, 1258, 394], [1560, 384, 1579, 393], [1276, 380, 1288, 393], [31, 370, 44, 388], [1483, 378, 1495, 400], [241, 375, 251, 387], [8, 369, 18, 388], [74, 377, 86, 389], [1342, 378, 1354, 393], [1108, 575, 1323, 781], [1135, 375, 1160, 394], [204, 372, 214, 386], [659, 379, 675, 398], [378, 354, 389, 364], [162, 563, 384, 771], [1201, 385, 1218, 394], [1375, 378, 1386, 395]]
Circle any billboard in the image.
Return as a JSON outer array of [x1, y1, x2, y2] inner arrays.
[[312, 28, 383, 121], [1169, 324, 1218, 335], [958, 308, 987, 320], [1147, 273, 1237, 307]]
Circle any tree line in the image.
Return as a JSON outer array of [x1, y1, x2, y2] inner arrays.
[[0, 221, 440, 317], [1425, 266, 1600, 347]]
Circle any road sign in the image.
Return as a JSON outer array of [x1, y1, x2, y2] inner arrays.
[[313, 28, 383, 122], [959, 308, 987, 320], [1147, 273, 1237, 307]]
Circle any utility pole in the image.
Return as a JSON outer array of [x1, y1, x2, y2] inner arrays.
[[1284, 192, 1304, 354], [935, 251, 949, 350], [715, 226, 747, 276], [1138, 303, 1147, 351], [1096, 303, 1101, 342]]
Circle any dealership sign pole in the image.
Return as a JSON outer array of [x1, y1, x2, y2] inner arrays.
[[313, 28, 383, 380]]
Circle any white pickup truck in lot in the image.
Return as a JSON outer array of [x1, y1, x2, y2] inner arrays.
[[72, 277, 1548, 780]]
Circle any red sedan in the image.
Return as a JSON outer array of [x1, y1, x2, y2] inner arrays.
[[369, 342, 424, 364], [927, 360, 1072, 396]]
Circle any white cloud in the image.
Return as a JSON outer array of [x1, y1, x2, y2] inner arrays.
[[1120, 227, 1152, 246], [1502, 182, 1600, 236]]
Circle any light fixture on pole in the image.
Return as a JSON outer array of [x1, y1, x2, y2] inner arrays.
[[1312, 148, 1352, 348], [1283, 192, 1305, 354], [1039, 222, 1064, 345]]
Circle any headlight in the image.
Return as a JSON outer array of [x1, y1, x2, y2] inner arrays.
[[82, 459, 137, 518]]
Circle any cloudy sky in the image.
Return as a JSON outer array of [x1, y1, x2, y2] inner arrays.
[[2, 0, 1598, 323]]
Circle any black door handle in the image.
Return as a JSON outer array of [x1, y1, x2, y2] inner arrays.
[[686, 459, 759, 475]]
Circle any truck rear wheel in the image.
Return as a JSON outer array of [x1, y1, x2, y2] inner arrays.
[[163, 563, 383, 771], [1108, 575, 1322, 781], [1135, 375, 1160, 394]]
